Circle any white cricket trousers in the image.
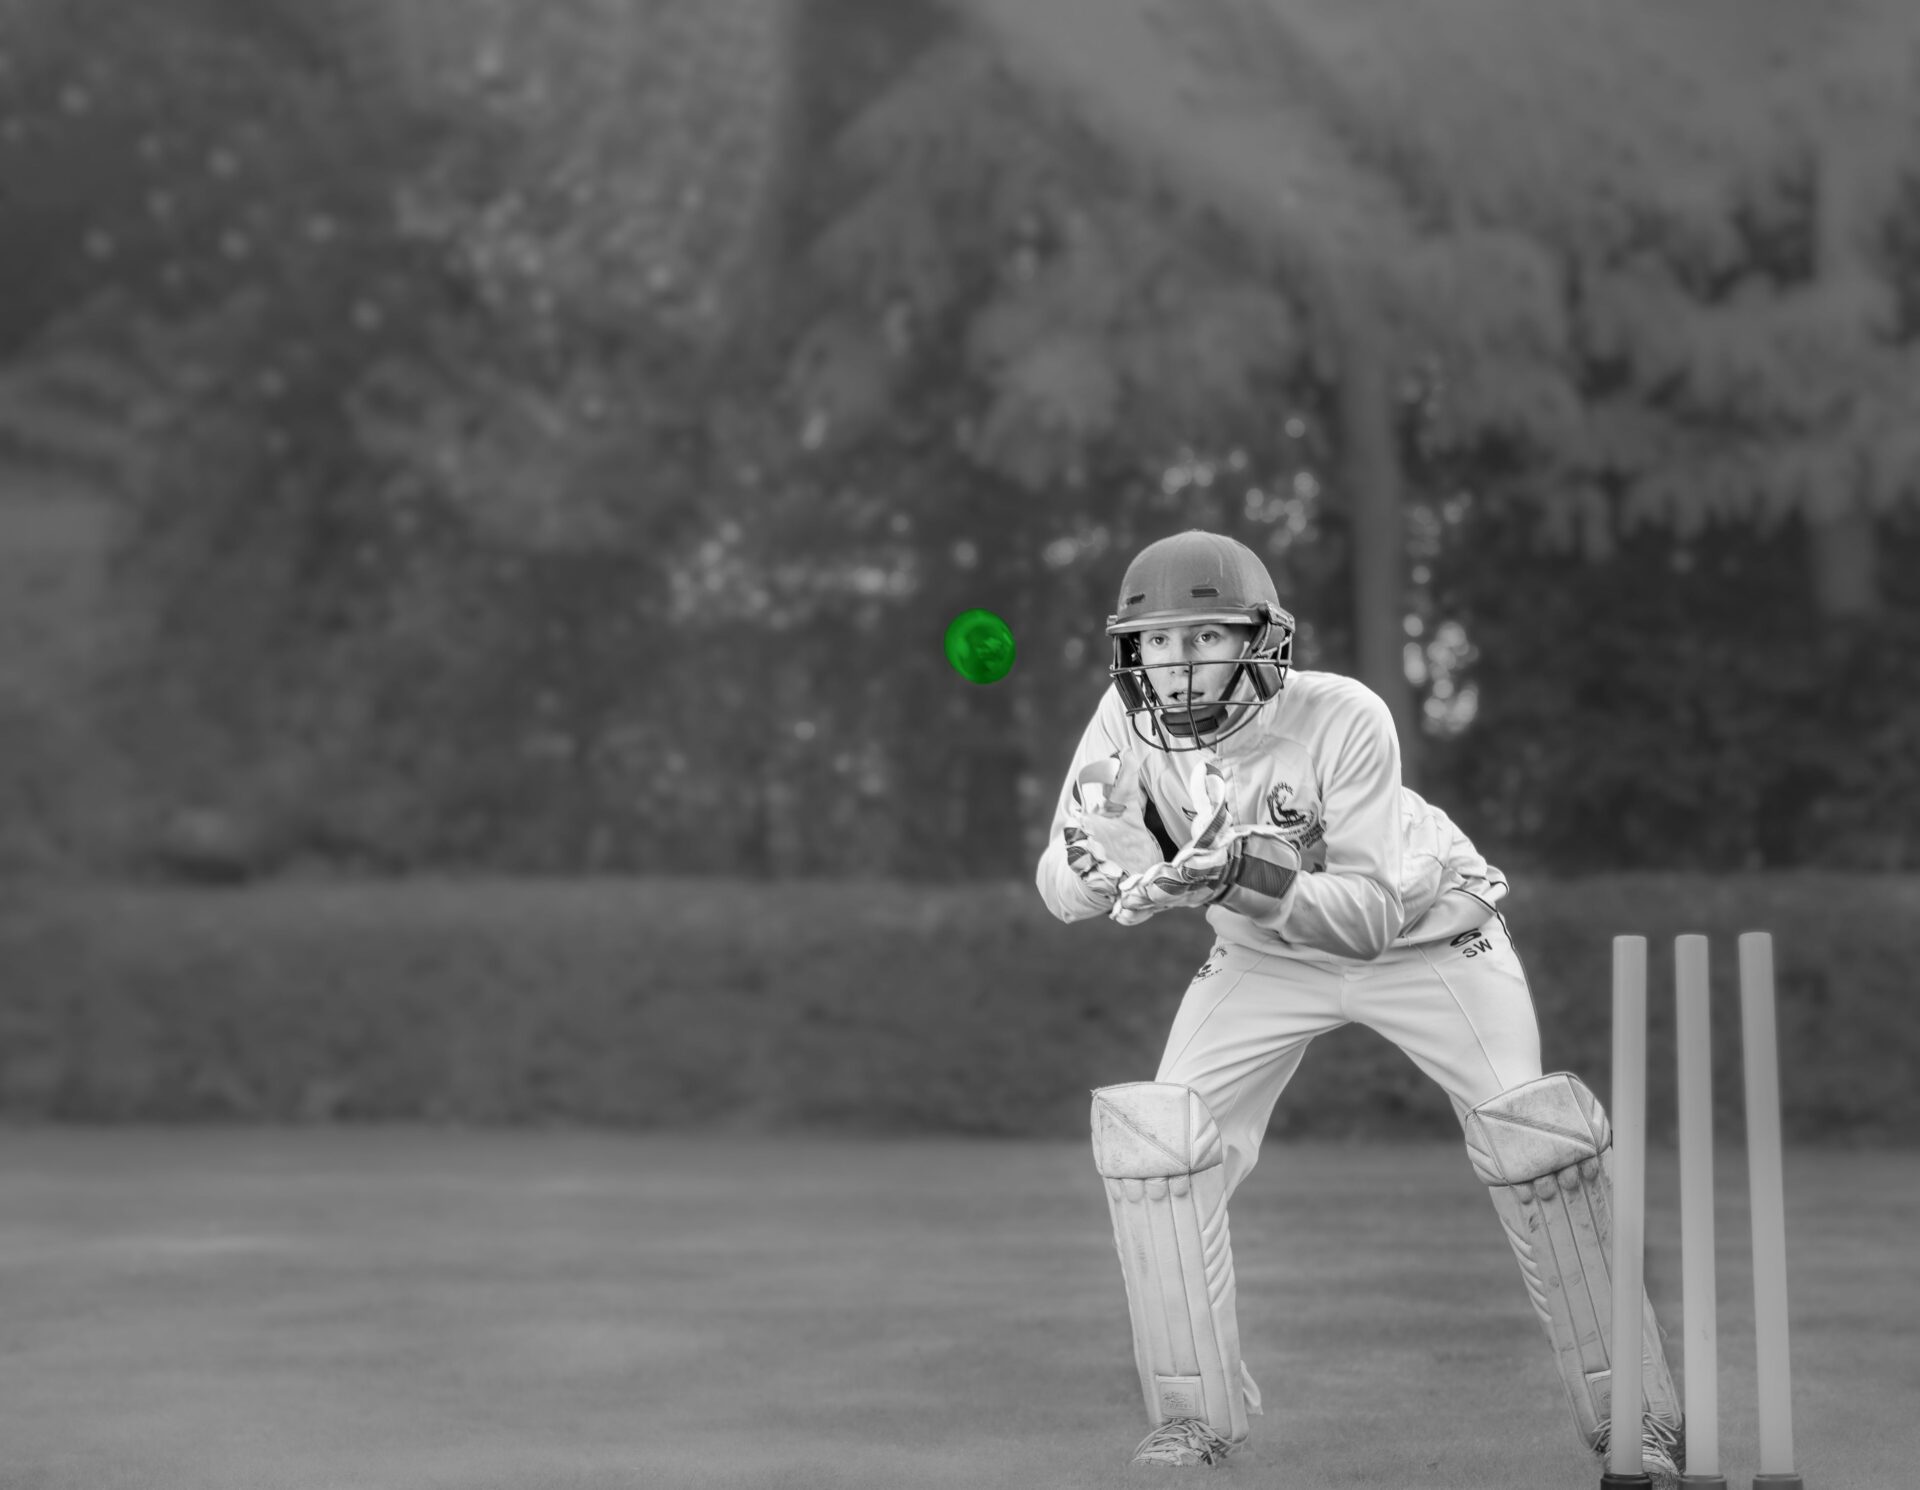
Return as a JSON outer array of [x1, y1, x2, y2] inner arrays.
[[1157, 913, 1543, 1197]]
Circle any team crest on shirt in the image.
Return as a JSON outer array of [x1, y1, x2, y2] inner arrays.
[[1193, 945, 1228, 981], [1264, 783, 1325, 851]]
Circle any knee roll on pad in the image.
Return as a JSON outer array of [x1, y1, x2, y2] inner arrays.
[[1091, 1082, 1259, 1443], [1462, 1073, 1682, 1455]]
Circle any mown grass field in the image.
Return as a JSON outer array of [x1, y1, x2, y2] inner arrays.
[[2, 873, 1914, 1485], [2, 1129, 1916, 1490]]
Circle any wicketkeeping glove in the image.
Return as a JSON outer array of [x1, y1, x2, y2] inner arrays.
[[1110, 759, 1236, 926], [1110, 824, 1303, 927], [1066, 753, 1165, 877], [1108, 853, 1228, 925], [1074, 755, 1122, 817], [1204, 825, 1304, 920], [1063, 823, 1125, 903]]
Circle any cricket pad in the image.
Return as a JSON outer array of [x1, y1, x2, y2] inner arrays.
[[1462, 1072, 1683, 1457], [1091, 1082, 1261, 1444]]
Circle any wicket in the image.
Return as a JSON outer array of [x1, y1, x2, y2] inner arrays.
[[1604, 931, 1803, 1490]]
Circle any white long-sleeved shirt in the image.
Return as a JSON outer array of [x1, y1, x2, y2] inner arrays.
[[1034, 671, 1508, 960]]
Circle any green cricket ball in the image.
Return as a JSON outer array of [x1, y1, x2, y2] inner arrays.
[[944, 608, 1016, 685]]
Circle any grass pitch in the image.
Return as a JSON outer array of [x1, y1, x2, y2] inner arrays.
[[0, 1129, 1913, 1489]]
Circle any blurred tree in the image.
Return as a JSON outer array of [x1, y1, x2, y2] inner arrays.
[[310, 0, 807, 873], [770, 0, 1334, 873], [1385, 3, 1920, 627], [0, 0, 463, 871], [0, 470, 122, 874], [945, 0, 1564, 777], [10, 0, 1909, 881], [952, 0, 1920, 780], [1423, 498, 1920, 872], [0, 0, 810, 875]]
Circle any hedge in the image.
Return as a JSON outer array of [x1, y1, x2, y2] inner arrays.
[[0, 873, 1913, 1143]]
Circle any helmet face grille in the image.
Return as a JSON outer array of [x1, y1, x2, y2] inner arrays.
[[1109, 615, 1295, 752], [1103, 531, 1294, 752]]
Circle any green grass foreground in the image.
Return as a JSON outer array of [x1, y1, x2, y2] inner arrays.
[[0, 1130, 1914, 1489], [1, 873, 1915, 1142]]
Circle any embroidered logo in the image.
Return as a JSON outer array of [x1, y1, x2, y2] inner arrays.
[[1193, 946, 1228, 982], [1450, 926, 1494, 958], [1264, 784, 1324, 851]]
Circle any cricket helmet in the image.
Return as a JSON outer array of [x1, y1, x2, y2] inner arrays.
[[1106, 529, 1294, 752]]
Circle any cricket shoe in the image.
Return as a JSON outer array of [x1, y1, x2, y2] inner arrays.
[[1128, 1418, 1237, 1467], [1595, 1416, 1685, 1490]]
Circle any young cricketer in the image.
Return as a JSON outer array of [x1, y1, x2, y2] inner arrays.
[[1035, 529, 1685, 1486]]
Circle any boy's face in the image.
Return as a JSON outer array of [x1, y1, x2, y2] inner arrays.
[[1137, 621, 1256, 712]]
